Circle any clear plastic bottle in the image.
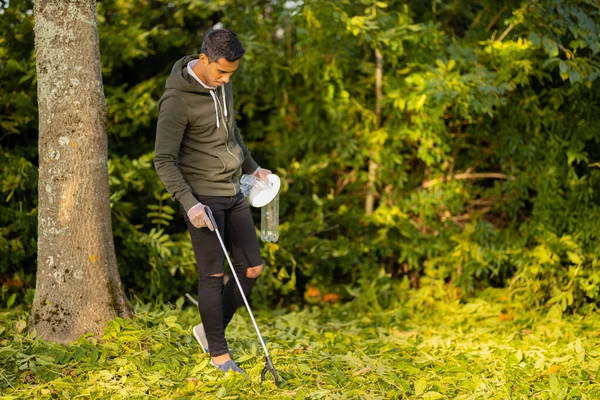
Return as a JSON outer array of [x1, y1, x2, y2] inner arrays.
[[260, 194, 279, 242]]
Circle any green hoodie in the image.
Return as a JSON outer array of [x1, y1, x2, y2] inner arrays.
[[154, 55, 259, 212]]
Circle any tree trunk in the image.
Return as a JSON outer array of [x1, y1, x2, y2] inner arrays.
[[365, 48, 382, 215], [30, 0, 133, 343]]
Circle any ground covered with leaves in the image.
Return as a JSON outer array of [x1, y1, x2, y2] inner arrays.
[[1, 285, 599, 399]]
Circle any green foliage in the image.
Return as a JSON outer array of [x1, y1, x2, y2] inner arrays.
[[0, 0, 38, 309], [1, 0, 600, 312], [221, 0, 600, 310], [2, 287, 600, 398], [108, 154, 197, 301]]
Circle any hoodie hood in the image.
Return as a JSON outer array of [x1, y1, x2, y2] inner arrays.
[[166, 55, 230, 128], [165, 55, 212, 94]]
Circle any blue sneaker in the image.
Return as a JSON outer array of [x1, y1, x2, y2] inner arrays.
[[210, 359, 247, 375], [192, 323, 209, 353]]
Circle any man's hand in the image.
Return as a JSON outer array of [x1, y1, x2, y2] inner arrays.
[[253, 167, 272, 181], [187, 203, 215, 231]]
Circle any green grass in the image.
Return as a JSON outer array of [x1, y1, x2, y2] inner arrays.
[[1, 285, 599, 399]]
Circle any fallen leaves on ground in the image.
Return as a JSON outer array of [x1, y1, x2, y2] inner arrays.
[[1, 286, 599, 399]]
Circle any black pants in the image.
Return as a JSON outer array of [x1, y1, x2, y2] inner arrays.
[[184, 192, 263, 357]]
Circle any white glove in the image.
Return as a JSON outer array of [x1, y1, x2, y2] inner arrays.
[[253, 167, 272, 181], [187, 203, 215, 231]]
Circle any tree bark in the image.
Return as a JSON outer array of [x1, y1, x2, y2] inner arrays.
[[30, 0, 133, 343]]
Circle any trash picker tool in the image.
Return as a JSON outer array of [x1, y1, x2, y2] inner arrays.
[[204, 206, 280, 386]]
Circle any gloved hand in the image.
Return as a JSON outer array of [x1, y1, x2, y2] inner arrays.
[[253, 167, 272, 181], [187, 202, 215, 231]]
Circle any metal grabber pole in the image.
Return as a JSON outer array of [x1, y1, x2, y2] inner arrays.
[[204, 206, 280, 387]]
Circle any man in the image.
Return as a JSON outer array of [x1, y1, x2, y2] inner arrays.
[[154, 28, 270, 374]]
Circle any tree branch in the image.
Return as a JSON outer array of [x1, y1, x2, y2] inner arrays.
[[486, 6, 507, 32], [422, 172, 516, 189], [497, 23, 515, 42]]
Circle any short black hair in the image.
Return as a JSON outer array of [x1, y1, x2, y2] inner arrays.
[[201, 29, 245, 63]]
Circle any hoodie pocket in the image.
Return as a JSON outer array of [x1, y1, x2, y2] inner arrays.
[[211, 145, 243, 182]]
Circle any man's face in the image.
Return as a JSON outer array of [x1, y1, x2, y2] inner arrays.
[[197, 54, 239, 87]]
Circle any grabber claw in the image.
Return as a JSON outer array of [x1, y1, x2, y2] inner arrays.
[[261, 355, 280, 387]]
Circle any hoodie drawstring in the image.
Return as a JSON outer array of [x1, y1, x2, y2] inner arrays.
[[222, 87, 228, 119], [215, 87, 240, 166], [209, 90, 220, 129], [209, 87, 228, 129]]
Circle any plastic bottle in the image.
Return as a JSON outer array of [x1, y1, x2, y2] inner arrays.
[[260, 194, 279, 242]]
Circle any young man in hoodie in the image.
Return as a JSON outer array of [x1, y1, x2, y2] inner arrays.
[[154, 29, 270, 374]]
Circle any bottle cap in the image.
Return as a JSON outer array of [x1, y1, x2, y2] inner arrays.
[[249, 174, 280, 208]]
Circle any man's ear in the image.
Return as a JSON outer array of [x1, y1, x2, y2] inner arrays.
[[199, 53, 209, 65]]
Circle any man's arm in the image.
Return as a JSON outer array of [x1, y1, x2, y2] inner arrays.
[[154, 94, 198, 213]]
